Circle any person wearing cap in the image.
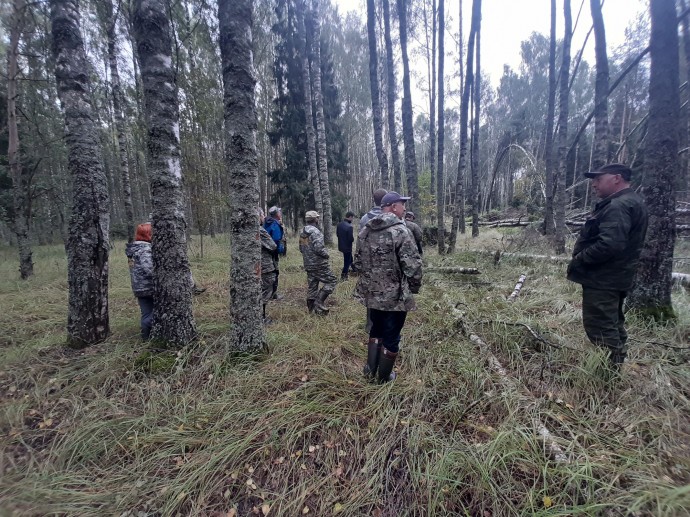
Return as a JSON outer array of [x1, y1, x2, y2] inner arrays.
[[299, 210, 337, 315], [354, 191, 423, 383], [264, 206, 286, 299], [258, 209, 277, 324], [336, 211, 357, 281], [404, 211, 424, 255], [567, 163, 648, 370]]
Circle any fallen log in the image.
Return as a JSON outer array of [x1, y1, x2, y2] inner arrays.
[[426, 266, 481, 275], [432, 278, 569, 463], [508, 274, 527, 302]]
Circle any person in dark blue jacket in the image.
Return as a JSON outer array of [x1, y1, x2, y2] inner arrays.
[[336, 211, 357, 281], [263, 206, 286, 299]]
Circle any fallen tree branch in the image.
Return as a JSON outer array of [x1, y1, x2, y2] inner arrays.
[[426, 266, 481, 275], [507, 274, 527, 302]]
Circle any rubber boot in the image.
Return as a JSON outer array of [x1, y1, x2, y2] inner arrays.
[[377, 348, 398, 383], [307, 299, 315, 313], [609, 350, 626, 372], [263, 304, 272, 325], [363, 338, 381, 378], [313, 290, 330, 315]]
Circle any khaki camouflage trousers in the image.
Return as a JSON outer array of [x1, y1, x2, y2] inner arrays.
[[306, 268, 337, 300], [262, 272, 277, 303]]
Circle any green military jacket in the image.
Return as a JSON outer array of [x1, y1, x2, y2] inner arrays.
[[567, 188, 648, 291], [299, 224, 330, 272], [354, 212, 423, 311]]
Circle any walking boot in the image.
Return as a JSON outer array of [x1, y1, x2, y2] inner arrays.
[[340, 274, 348, 282], [377, 348, 398, 383], [363, 338, 381, 378], [263, 304, 272, 325], [313, 290, 331, 315], [609, 350, 626, 372], [307, 299, 315, 313]]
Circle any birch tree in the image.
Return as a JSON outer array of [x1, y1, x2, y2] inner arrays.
[[382, 0, 402, 191], [50, 0, 110, 347], [366, 0, 389, 188], [590, 0, 610, 169], [543, 0, 557, 235], [436, 0, 446, 253], [133, 0, 196, 346], [470, 1, 481, 237]]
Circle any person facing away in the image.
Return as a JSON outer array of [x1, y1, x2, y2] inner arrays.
[[359, 188, 388, 228], [354, 191, 423, 383], [404, 211, 424, 256], [125, 223, 154, 340], [299, 210, 337, 315], [258, 209, 277, 324], [336, 211, 357, 281], [263, 206, 286, 299], [566, 163, 648, 370]]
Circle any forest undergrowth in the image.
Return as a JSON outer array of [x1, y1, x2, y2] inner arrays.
[[1, 230, 689, 516]]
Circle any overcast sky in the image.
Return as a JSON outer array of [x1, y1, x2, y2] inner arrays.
[[332, 0, 649, 87]]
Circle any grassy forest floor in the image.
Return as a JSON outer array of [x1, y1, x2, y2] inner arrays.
[[1, 230, 690, 516]]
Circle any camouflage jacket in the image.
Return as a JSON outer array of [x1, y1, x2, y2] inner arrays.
[[125, 241, 153, 298], [567, 188, 648, 291], [354, 212, 423, 311], [299, 224, 330, 271], [405, 220, 424, 255], [260, 227, 277, 274]]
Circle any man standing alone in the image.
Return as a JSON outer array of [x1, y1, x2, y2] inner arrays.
[[299, 211, 337, 315], [355, 192, 423, 383], [336, 211, 357, 281], [567, 163, 648, 369]]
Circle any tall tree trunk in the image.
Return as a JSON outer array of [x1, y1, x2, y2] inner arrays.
[[382, 0, 402, 191], [448, 0, 479, 252], [590, 0, 610, 169], [679, 0, 690, 193], [133, 0, 196, 346], [310, 0, 333, 245], [104, 0, 135, 242], [470, 11, 481, 237], [219, 0, 265, 351], [436, 0, 446, 253], [8, 0, 33, 280], [424, 0, 437, 202], [50, 0, 110, 347], [366, 0, 389, 188], [543, 0, 557, 235], [397, 0, 421, 220], [628, 0, 680, 319], [299, 5, 323, 217], [554, 0, 572, 255]]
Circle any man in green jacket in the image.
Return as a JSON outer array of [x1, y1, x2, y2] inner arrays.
[[567, 163, 648, 369]]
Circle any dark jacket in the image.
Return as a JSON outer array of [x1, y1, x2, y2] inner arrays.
[[405, 220, 424, 255], [567, 188, 648, 291], [264, 217, 285, 255], [354, 213, 423, 311], [125, 241, 154, 298], [336, 219, 354, 253], [359, 206, 382, 228]]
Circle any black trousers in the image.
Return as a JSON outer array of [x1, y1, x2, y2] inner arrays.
[[369, 309, 408, 353], [581, 286, 627, 355]]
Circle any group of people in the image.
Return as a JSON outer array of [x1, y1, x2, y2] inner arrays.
[[126, 161, 648, 380]]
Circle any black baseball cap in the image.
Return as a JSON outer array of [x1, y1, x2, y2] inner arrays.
[[584, 163, 632, 181], [381, 191, 411, 207]]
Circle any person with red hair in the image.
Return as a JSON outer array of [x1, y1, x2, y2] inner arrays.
[[126, 223, 154, 340]]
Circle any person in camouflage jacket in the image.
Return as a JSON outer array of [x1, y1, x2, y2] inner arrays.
[[299, 211, 337, 315], [567, 163, 648, 369], [125, 223, 154, 340], [354, 191, 423, 383], [259, 210, 277, 324]]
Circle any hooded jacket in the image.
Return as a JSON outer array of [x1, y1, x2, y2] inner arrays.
[[125, 240, 154, 298], [299, 224, 330, 271], [264, 216, 285, 254], [567, 188, 648, 291], [354, 212, 423, 311]]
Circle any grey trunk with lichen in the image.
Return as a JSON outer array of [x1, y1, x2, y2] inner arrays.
[[50, 0, 110, 347], [543, 0, 557, 235], [436, 0, 446, 253], [134, 0, 196, 346], [219, 0, 265, 352], [590, 0, 609, 170], [397, 0, 420, 221], [311, 0, 333, 245], [628, 0, 679, 319], [8, 0, 33, 280], [366, 0, 389, 188], [382, 0, 402, 191], [554, 0, 571, 255], [105, 0, 135, 243], [300, 5, 322, 217]]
